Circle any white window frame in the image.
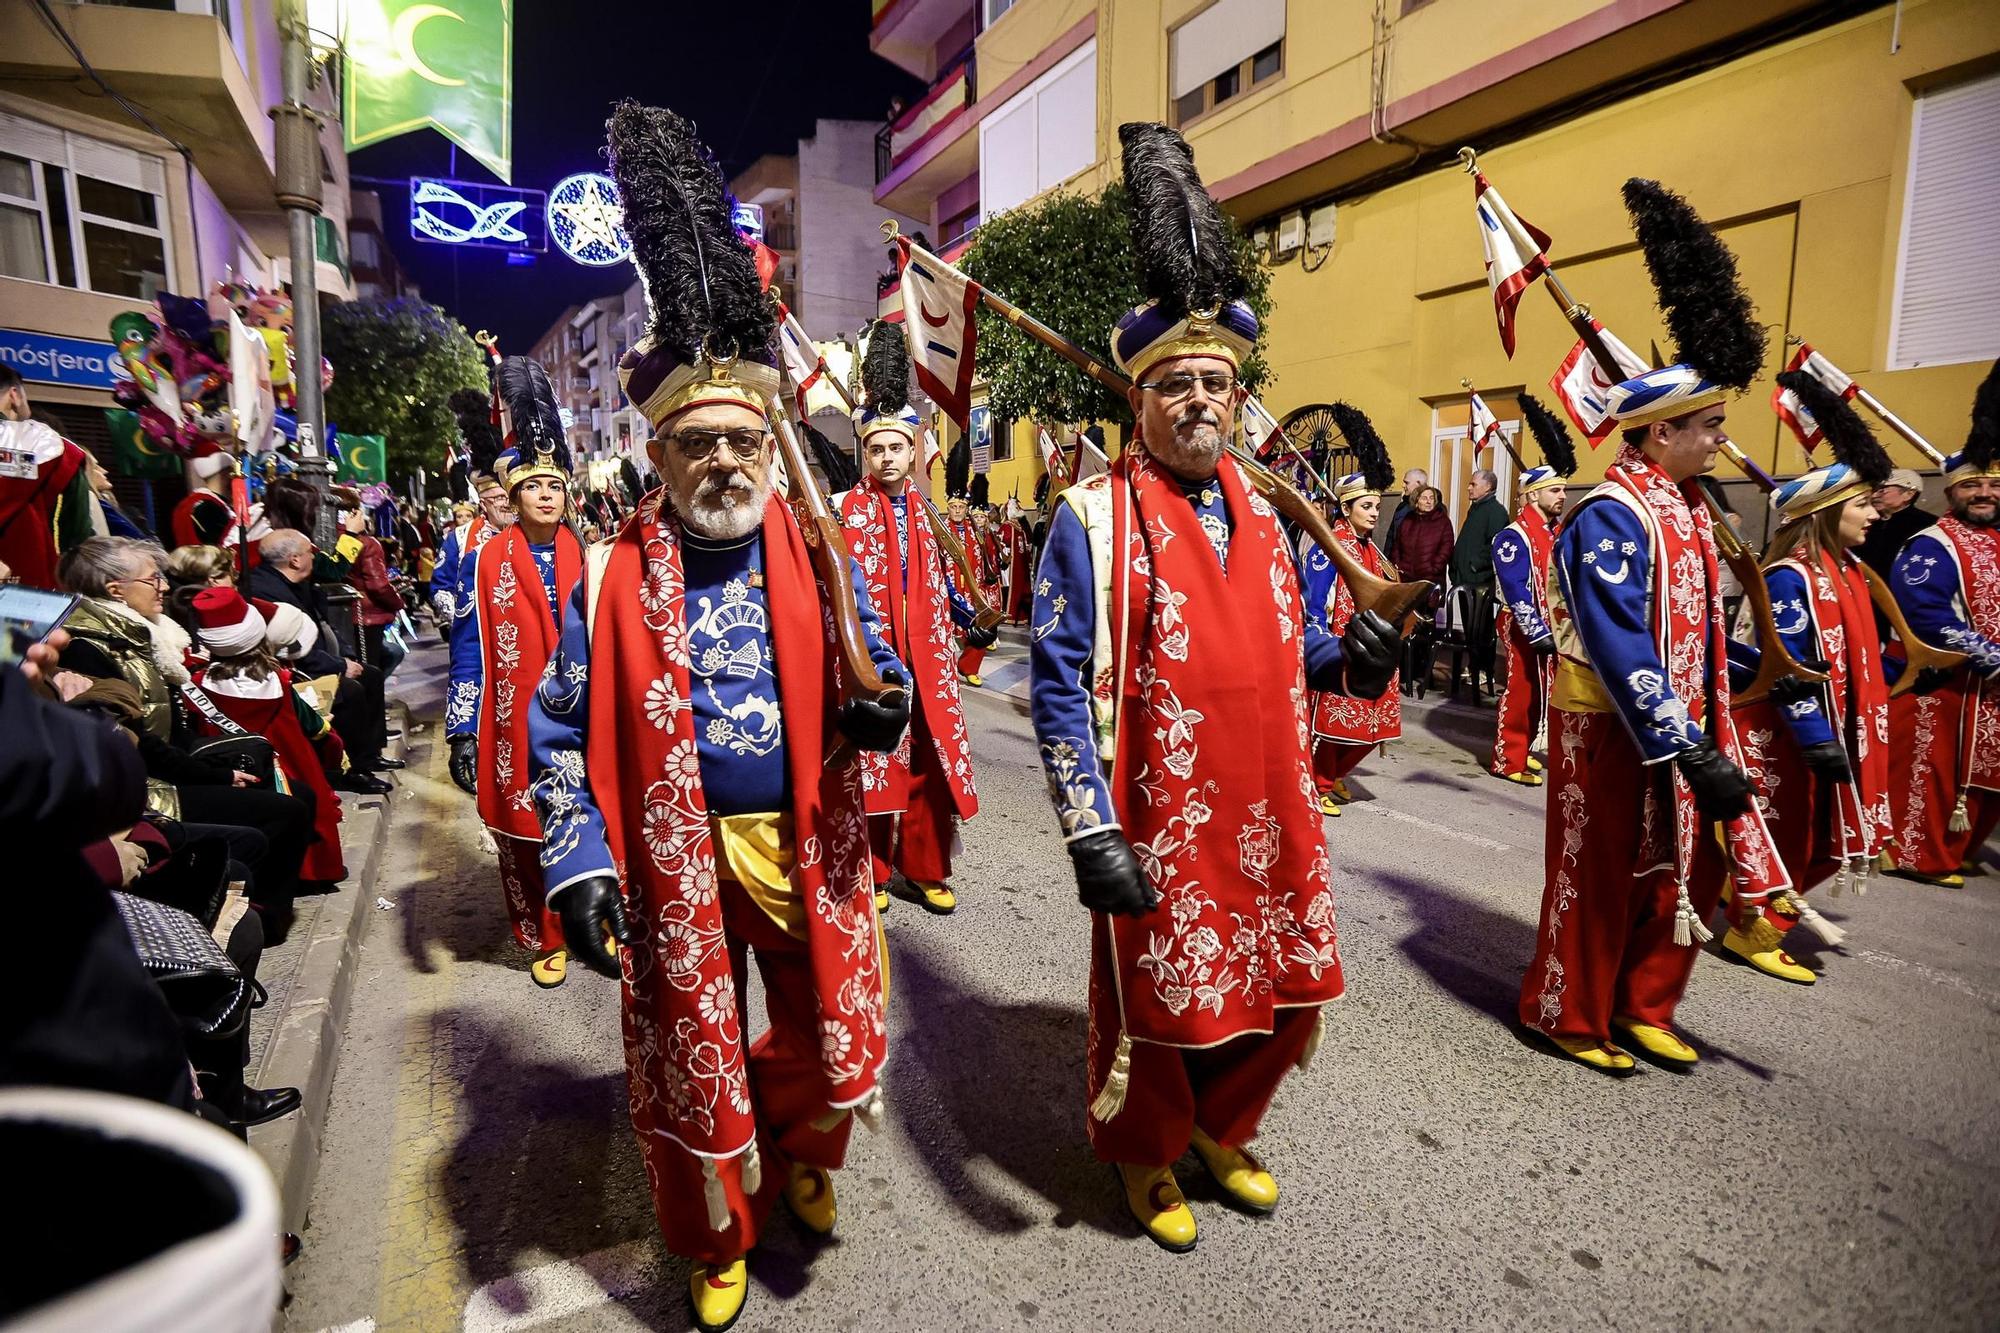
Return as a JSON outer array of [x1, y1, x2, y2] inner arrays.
[[0, 149, 58, 287], [1428, 408, 1518, 529], [0, 114, 174, 299], [1887, 68, 2000, 370], [982, 0, 1016, 27]]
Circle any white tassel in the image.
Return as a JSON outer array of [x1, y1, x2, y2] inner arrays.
[[740, 1141, 762, 1196], [1089, 1032, 1133, 1122], [1673, 883, 1713, 948], [1950, 794, 1971, 833], [1296, 1009, 1326, 1072], [701, 1157, 730, 1231], [1853, 861, 1870, 897], [477, 824, 498, 856], [854, 1088, 885, 1134], [1830, 861, 1850, 898], [1780, 888, 1847, 948]]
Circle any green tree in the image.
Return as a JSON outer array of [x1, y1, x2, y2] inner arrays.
[[959, 182, 1272, 429], [322, 297, 487, 487]]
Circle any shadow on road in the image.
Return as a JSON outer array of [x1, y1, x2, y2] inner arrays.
[[1418, 702, 1500, 764], [1371, 869, 1536, 1028]]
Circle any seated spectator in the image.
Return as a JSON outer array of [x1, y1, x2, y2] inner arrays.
[[57, 537, 192, 746], [166, 542, 236, 597], [248, 529, 394, 794]]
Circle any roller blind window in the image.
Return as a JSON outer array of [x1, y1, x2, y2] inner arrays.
[[1890, 69, 2000, 369], [1170, 0, 1285, 128], [979, 39, 1098, 222]]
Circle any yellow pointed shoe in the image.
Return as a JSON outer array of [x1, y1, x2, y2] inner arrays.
[[1189, 1127, 1278, 1215], [529, 948, 567, 989], [783, 1163, 836, 1236], [1317, 793, 1343, 816], [688, 1257, 748, 1333], [1613, 1018, 1698, 1069], [874, 887, 890, 914], [1115, 1163, 1197, 1253], [1526, 756, 1545, 773], [1499, 770, 1544, 786], [904, 880, 957, 915], [1539, 1032, 1635, 1074], [963, 673, 984, 688], [1330, 778, 1354, 803], [1721, 918, 1816, 985]]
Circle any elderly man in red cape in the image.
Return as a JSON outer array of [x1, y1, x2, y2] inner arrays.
[[839, 322, 995, 916], [527, 103, 910, 1333], [1031, 123, 1401, 1254]]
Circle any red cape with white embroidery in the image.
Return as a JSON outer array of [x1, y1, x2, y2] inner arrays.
[[1297, 474, 1402, 811]]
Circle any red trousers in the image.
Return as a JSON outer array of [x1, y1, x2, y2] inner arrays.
[[1491, 611, 1551, 776], [957, 646, 985, 677], [1309, 737, 1371, 795], [1086, 1008, 1318, 1166], [493, 834, 564, 954], [869, 730, 957, 885], [1519, 709, 1726, 1042], [642, 881, 856, 1265]]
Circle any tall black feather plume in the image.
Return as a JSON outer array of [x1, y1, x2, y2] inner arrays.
[[619, 456, 648, 503], [1517, 392, 1578, 478], [1329, 401, 1393, 494], [1963, 359, 2000, 475], [803, 421, 858, 493], [497, 356, 571, 476], [970, 474, 989, 509], [1776, 370, 1890, 486], [1622, 179, 1767, 391], [860, 321, 911, 415], [451, 386, 500, 481], [1118, 122, 1246, 318], [606, 101, 774, 364], [945, 432, 971, 499]]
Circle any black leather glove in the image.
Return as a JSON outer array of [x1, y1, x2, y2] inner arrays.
[[1674, 736, 1754, 822], [1067, 829, 1158, 917], [1910, 665, 1954, 696], [1768, 659, 1829, 707], [1798, 740, 1853, 784], [838, 667, 910, 753], [551, 874, 631, 978], [448, 735, 478, 795], [1342, 609, 1400, 700], [1529, 636, 1557, 656], [964, 623, 999, 651]]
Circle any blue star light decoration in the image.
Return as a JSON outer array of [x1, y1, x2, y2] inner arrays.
[[548, 173, 630, 267]]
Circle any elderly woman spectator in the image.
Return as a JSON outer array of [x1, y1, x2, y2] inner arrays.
[[56, 538, 191, 744], [1389, 485, 1456, 588]]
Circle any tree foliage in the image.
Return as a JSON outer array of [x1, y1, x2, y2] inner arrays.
[[322, 298, 487, 487], [960, 181, 1272, 427]]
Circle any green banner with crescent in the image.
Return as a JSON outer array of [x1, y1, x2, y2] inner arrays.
[[343, 0, 512, 183], [335, 434, 388, 485], [105, 408, 181, 480]]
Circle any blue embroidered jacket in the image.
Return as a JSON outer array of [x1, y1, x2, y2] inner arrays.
[[445, 539, 561, 741], [1492, 525, 1553, 646], [1759, 564, 1837, 749], [886, 494, 978, 629], [429, 522, 467, 621], [1893, 526, 2000, 678]]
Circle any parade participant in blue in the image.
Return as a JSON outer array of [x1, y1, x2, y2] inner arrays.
[[446, 355, 582, 988], [1489, 395, 1576, 785], [1519, 178, 1789, 1075], [1885, 361, 2000, 888], [837, 321, 993, 917], [1298, 402, 1400, 815], [1031, 122, 1400, 1253], [526, 101, 908, 1333], [429, 387, 513, 632]]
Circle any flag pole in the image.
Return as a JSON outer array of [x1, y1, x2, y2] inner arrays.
[[1783, 337, 1945, 465], [1461, 378, 1529, 473]]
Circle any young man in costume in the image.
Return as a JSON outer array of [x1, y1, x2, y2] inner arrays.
[[528, 102, 909, 1333], [1298, 402, 1399, 815], [1489, 396, 1576, 786], [1883, 361, 2000, 888], [839, 321, 994, 916], [429, 388, 513, 630], [1031, 123, 1400, 1252], [1518, 179, 1789, 1075], [942, 445, 991, 687], [447, 356, 583, 987], [1721, 371, 1895, 982]]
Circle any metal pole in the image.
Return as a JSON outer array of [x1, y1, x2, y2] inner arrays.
[[274, 0, 335, 549]]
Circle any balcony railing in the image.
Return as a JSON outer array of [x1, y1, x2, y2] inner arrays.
[[875, 47, 976, 184]]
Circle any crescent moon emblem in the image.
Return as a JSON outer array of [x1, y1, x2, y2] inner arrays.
[[392, 4, 467, 88], [920, 301, 951, 328]]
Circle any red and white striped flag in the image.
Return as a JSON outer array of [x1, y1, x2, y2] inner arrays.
[[895, 235, 981, 429], [920, 426, 943, 480], [1242, 394, 1284, 458], [1074, 429, 1111, 480], [1473, 171, 1553, 358], [1771, 342, 1859, 453], [1550, 321, 1647, 447], [1467, 389, 1504, 453], [1037, 426, 1074, 487]]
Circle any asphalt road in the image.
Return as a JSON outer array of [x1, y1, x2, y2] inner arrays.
[[284, 637, 2000, 1332]]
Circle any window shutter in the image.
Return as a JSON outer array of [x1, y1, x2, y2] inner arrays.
[[979, 39, 1097, 221], [0, 110, 68, 167], [64, 134, 166, 196], [1170, 0, 1285, 100], [1035, 45, 1096, 191], [1890, 69, 2000, 369]]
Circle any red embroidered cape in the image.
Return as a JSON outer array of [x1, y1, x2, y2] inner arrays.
[[1102, 447, 1342, 1050], [187, 666, 344, 882], [474, 524, 583, 840], [0, 435, 82, 589], [999, 520, 1033, 620], [839, 479, 977, 819], [946, 516, 986, 587], [1308, 518, 1402, 745], [585, 491, 885, 1163]]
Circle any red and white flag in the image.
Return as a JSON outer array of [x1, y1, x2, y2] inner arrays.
[[1074, 429, 1111, 481], [1037, 426, 1074, 487], [895, 235, 981, 429], [1550, 321, 1647, 447], [920, 426, 943, 480], [1771, 342, 1859, 453], [1473, 171, 1553, 358], [1467, 390, 1504, 454], [1242, 394, 1284, 458]]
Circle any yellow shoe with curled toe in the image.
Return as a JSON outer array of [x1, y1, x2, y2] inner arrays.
[[1500, 770, 1544, 786], [1330, 779, 1354, 803], [1190, 1127, 1278, 1215], [529, 949, 567, 989], [1722, 917, 1816, 985], [1527, 756, 1545, 773], [1542, 1032, 1635, 1074], [688, 1257, 748, 1332], [783, 1163, 836, 1235], [1116, 1163, 1197, 1252], [1317, 793, 1342, 816], [1614, 1018, 1698, 1068], [874, 888, 889, 914], [963, 673, 984, 688], [901, 880, 956, 915]]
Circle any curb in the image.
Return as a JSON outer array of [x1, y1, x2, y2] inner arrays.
[[249, 706, 407, 1235]]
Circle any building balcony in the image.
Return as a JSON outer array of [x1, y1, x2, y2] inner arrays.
[[870, 0, 974, 81], [874, 47, 977, 216]]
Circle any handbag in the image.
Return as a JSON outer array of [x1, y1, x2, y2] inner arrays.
[[111, 892, 254, 1042], [128, 835, 231, 932], [179, 681, 279, 787]]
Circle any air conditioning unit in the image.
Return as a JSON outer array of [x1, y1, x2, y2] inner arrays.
[[1306, 203, 1336, 250], [1249, 222, 1274, 261], [1273, 210, 1305, 260]]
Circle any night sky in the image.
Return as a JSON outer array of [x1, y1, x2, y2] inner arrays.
[[350, 4, 920, 350]]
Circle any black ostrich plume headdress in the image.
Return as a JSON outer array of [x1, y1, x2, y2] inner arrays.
[[606, 100, 773, 365], [1329, 401, 1394, 493], [861, 321, 911, 415], [497, 356, 571, 475], [1962, 359, 2000, 475], [451, 386, 500, 480], [803, 421, 858, 493], [1622, 179, 1767, 391], [1118, 122, 1247, 319], [1517, 392, 1578, 478], [970, 474, 990, 509], [1776, 370, 1890, 486], [945, 432, 971, 499]]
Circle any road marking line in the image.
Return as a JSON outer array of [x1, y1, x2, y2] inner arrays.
[[1349, 802, 1516, 852], [460, 1241, 665, 1331], [1850, 948, 2000, 1007]]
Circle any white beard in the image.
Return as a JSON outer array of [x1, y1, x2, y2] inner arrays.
[[679, 474, 771, 540]]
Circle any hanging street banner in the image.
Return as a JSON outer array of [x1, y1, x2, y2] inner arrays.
[[106, 408, 182, 480], [344, 0, 513, 184], [409, 178, 546, 251], [335, 434, 389, 485]]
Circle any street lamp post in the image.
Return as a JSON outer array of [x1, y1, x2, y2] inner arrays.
[[274, 0, 336, 549]]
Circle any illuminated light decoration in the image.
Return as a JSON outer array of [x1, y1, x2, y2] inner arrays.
[[732, 200, 764, 243], [547, 173, 629, 267], [409, 178, 546, 250], [558, 406, 576, 430]]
